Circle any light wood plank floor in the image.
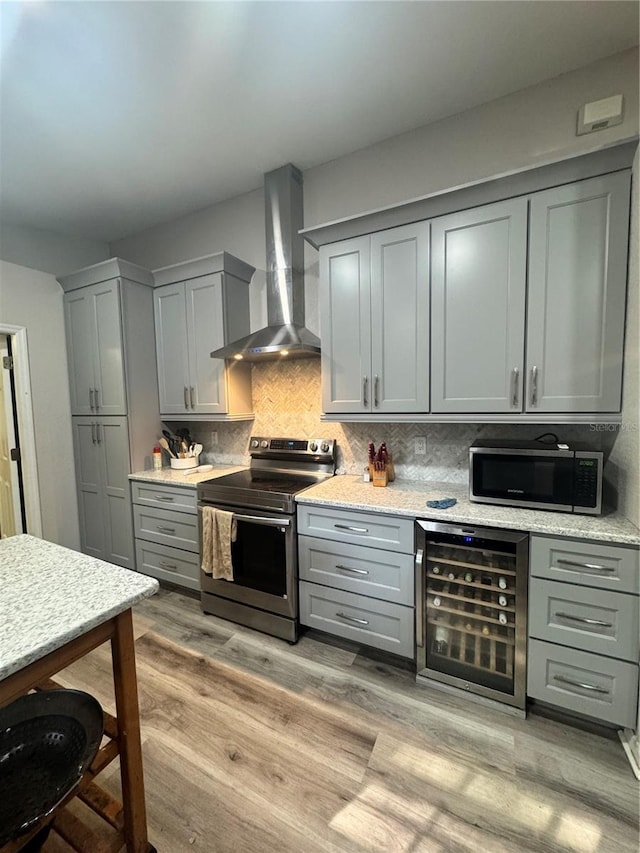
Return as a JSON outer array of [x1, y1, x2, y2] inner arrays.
[[45, 588, 639, 853]]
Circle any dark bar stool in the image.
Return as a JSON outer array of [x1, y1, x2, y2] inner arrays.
[[0, 689, 103, 851]]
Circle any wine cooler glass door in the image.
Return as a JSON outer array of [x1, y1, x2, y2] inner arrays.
[[419, 523, 528, 709]]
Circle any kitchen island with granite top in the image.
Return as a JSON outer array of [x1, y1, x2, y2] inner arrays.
[[0, 534, 159, 852]]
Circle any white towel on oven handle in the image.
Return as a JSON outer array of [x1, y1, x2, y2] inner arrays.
[[201, 506, 237, 581]]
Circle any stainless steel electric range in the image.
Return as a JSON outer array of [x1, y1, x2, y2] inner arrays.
[[197, 437, 336, 642]]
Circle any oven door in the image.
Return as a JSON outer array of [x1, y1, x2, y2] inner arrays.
[[198, 504, 297, 619]]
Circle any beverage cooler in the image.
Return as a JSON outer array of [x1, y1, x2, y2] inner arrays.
[[415, 520, 529, 710]]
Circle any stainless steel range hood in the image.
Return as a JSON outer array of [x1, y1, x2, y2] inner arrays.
[[211, 164, 320, 361]]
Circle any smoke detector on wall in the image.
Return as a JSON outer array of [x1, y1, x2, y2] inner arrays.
[[577, 94, 624, 135]]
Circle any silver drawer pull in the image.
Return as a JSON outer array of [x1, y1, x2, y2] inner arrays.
[[511, 367, 519, 408], [334, 524, 368, 533], [556, 612, 613, 628], [336, 611, 369, 626], [556, 558, 614, 573], [336, 564, 369, 575], [553, 674, 610, 694], [156, 526, 176, 534], [159, 561, 177, 571], [156, 495, 175, 502]]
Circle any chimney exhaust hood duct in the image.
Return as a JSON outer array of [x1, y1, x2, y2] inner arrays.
[[211, 163, 320, 361]]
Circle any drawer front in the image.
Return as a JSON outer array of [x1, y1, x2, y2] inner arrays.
[[527, 638, 638, 728], [133, 505, 198, 552], [530, 535, 639, 594], [299, 581, 414, 658], [297, 505, 414, 553], [131, 482, 197, 513], [529, 578, 639, 662], [135, 540, 200, 591], [298, 535, 414, 605]]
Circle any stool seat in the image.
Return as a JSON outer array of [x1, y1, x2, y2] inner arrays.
[[0, 689, 103, 846]]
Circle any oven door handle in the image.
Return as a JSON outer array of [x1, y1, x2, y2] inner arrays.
[[231, 513, 291, 528]]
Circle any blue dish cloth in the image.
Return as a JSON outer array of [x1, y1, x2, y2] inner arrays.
[[426, 498, 457, 509]]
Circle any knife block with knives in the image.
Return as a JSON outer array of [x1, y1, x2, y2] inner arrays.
[[367, 441, 394, 487]]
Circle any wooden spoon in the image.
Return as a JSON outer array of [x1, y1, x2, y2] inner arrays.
[[158, 437, 176, 458]]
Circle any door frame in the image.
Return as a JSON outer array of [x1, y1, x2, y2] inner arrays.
[[0, 324, 42, 537]]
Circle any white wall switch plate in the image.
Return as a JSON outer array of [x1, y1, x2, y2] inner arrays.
[[210, 430, 219, 446]]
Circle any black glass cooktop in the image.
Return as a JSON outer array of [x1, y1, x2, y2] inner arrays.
[[205, 469, 319, 496]]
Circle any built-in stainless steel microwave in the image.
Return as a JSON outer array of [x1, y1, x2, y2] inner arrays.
[[469, 440, 603, 515]]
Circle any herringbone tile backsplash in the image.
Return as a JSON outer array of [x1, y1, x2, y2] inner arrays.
[[184, 360, 613, 482]]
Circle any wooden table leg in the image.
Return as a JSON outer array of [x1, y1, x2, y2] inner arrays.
[[111, 609, 152, 853]]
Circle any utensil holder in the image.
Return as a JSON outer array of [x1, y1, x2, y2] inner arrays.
[[170, 455, 200, 470]]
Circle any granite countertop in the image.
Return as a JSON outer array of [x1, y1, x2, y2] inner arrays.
[[296, 476, 640, 546], [129, 464, 245, 488], [0, 535, 159, 681]]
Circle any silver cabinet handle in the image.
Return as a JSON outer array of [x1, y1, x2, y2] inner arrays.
[[334, 524, 368, 533], [159, 561, 177, 571], [511, 367, 519, 408], [184, 386, 190, 409], [91, 422, 96, 444], [556, 558, 614, 573], [556, 612, 613, 628], [415, 548, 424, 648], [157, 526, 176, 534], [94, 387, 100, 411], [374, 375, 380, 408], [155, 495, 175, 502], [336, 611, 369, 626], [530, 365, 538, 407], [363, 376, 369, 408], [95, 422, 101, 444], [89, 388, 95, 411], [335, 564, 369, 575], [190, 386, 195, 409], [553, 674, 609, 694]]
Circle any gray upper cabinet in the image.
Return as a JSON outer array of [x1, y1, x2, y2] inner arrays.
[[320, 223, 429, 414], [526, 172, 631, 413], [431, 199, 527, 413], [64, 279, 126, 416], [153, 253, 255, 420]]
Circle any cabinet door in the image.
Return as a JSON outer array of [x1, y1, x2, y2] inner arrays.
[[526, 172, 630, 413], [72, 418, 105, 558], [99, 417, 134, 570], [91, 280, 126, 415], [64, 290, 96, 416], [370, 223, 430, 412], [431, 199, 527, 413], [186, 274, 228, 413], [320, 237, 372, 413], [154, 283, 190, 416]]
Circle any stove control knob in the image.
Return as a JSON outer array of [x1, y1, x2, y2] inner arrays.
[[250, 439, 259, 448], [260, 440, 269, 448], [309, 441, 318, 452], [320, 442, 330, 453]]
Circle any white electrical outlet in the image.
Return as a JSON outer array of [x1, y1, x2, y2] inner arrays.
[[414, 436, 427, 455], [210, 430, 219, 446]]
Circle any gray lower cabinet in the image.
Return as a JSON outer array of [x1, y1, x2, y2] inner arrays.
[[298, 504, 415, 658], [131, 481, 200, 590], [320, 222, 429, 415], [153, 253, 255, 420], [528, 533, 640, 727], [72, 417, 134, 570]]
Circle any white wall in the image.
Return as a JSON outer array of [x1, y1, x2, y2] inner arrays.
[[111, 48, 639, 337], [0, 223, 109, 277], [0, 260, 80, 549]]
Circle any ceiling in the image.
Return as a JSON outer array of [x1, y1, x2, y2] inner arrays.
[[1, 1, 638, 244]]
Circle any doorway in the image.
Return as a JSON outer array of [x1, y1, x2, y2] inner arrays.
[[0, 325, 42, 538]]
